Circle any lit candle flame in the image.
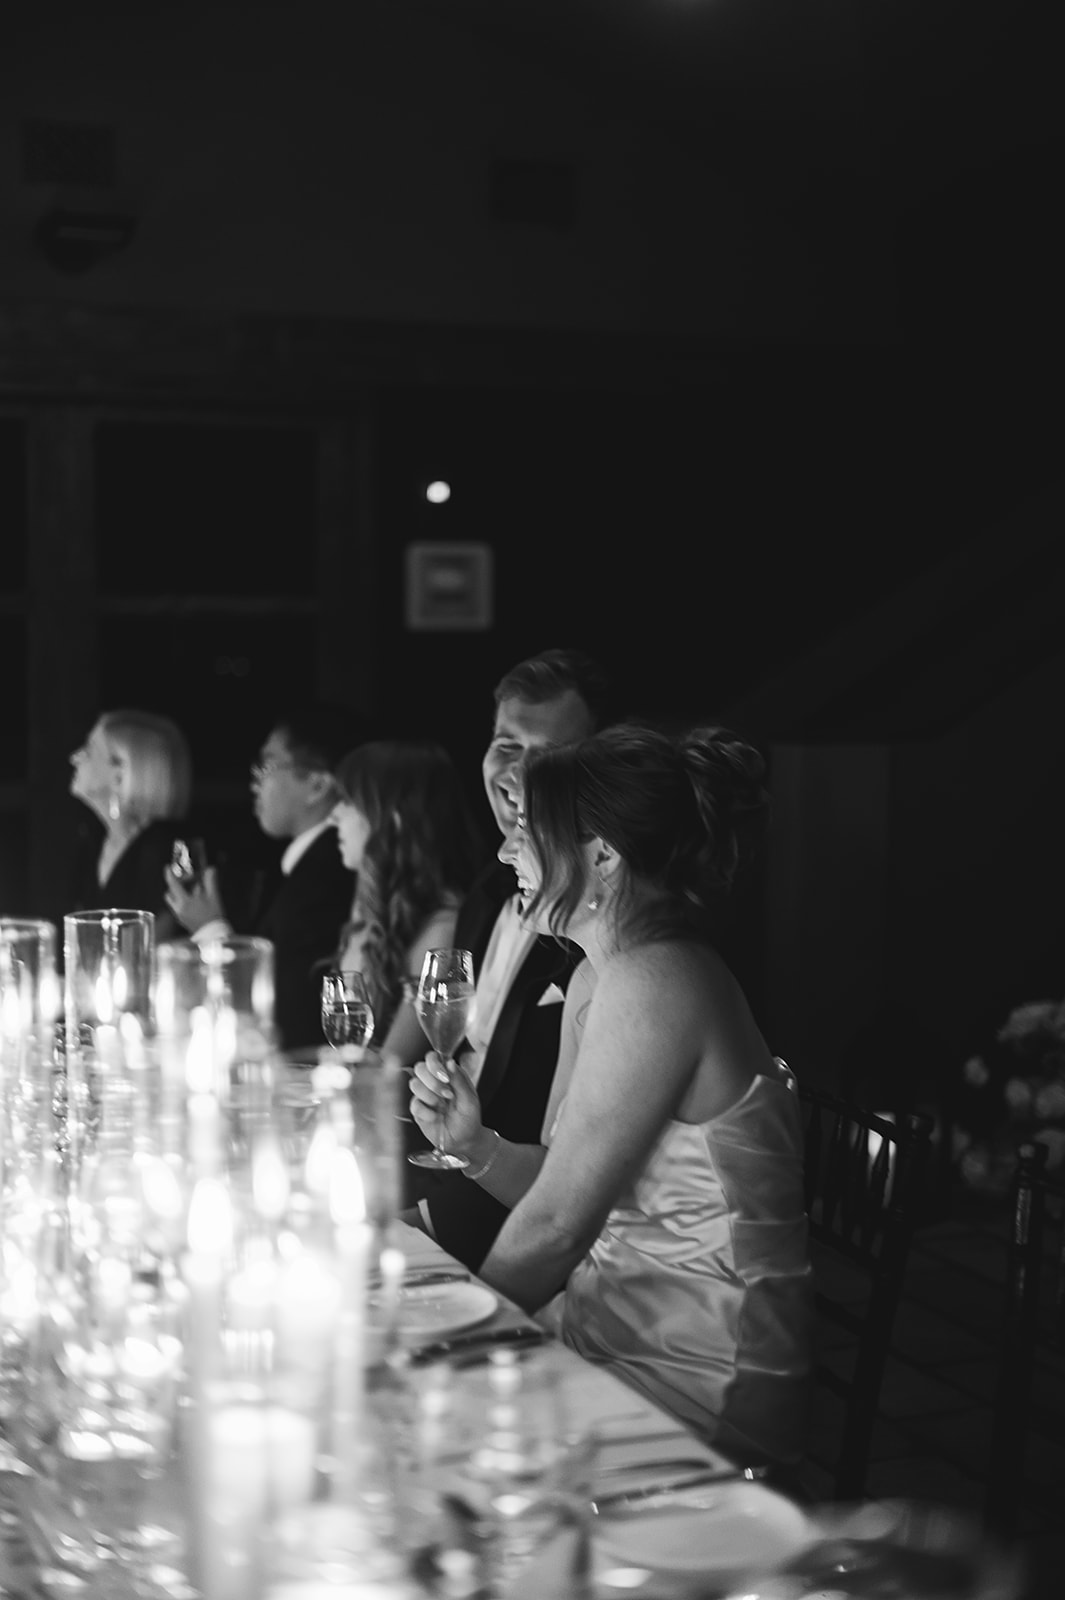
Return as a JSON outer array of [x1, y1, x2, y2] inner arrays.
[[304, 1121, 338, 1198], [112, 964, 129, 1012], [330, 1147, 366, 1227], [185, 1009, 215, 1094], [1, 980, 22, 1040], [187, 1177, 233, 1259], [253, 1140, 290, 1221], [94, 972, 114, 1024]]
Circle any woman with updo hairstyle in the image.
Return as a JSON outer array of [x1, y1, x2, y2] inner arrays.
[[69, 708, 193, 941], [409, 723, 813, 1473], [329, 739, 484, 1067]]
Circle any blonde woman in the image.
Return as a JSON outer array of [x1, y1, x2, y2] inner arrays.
[[69, 708, 192, 941]]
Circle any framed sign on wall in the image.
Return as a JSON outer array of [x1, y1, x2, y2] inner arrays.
[[405, 542, 493, 631]]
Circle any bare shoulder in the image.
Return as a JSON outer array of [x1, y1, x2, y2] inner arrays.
[[591, 941, 766, 1119], [594, 940, 731, 1011]]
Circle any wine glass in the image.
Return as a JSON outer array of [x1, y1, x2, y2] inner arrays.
[[407, 947, 474, 1171], [320, 971, 375, 1057]]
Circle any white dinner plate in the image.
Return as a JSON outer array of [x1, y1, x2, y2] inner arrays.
[[594, 1478, 812, 1588], [370, 1280, 498, 1341]]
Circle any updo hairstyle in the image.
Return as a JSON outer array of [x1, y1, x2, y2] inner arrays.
[[523, 723, 767, 944]]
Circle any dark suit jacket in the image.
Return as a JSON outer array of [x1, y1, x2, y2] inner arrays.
[[248, 827, 354, 1055], [410, 860, 583, 1270]]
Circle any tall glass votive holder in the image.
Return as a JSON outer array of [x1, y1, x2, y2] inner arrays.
[[154, 936, 276, 1193], [0, 917, 60, 1467], [0, 917, 60, 1174], [155, 938, 275, 1091], [63, 909, 155, 1173]]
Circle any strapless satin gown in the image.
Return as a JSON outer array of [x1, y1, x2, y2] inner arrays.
[[544, 1071, 814, 1466]]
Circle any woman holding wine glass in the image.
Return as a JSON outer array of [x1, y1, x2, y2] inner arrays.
[[327, 740, 484, 1076], [408, 946, 475, 1169], [409, 723, 814, 1473]]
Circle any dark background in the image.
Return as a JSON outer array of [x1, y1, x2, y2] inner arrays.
[[1, 0, 1061, 1095]]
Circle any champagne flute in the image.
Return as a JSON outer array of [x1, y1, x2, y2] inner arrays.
[[320, 971, 375, 1057], [407, 947, 474, 1171]]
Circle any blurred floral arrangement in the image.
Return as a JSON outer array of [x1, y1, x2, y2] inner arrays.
[[954, 999, 1065, 1191]]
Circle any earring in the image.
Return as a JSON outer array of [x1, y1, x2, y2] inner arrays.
[[587, 894, 599, 911], [108, 793, 121, 823]]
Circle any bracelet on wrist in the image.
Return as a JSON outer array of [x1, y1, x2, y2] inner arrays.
[[464, 1128, 502, 1182]]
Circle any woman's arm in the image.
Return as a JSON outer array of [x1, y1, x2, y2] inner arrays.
[[477, 944, 707, 1313]]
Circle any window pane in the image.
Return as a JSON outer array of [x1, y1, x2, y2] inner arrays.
[[95, 422, 318, 595], [0, 620, 27, 779], [97, 615, 319, 782], [0, 811, 30, 916], [0, 419, 28, 593]]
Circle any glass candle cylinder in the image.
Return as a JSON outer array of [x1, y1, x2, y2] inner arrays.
[[155, 937, 275, 1095], [0, 918, 61, 1463], [63, 909, 154, 1171], [0, 918, 60, 1169], [155, 936, 276, 1191]]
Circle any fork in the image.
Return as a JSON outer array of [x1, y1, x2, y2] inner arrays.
[[590, 1463, 767, 1516]]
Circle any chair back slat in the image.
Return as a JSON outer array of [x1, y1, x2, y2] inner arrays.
[[985, 1142, 1065, 1537], [799, 1082, 933, 1501]]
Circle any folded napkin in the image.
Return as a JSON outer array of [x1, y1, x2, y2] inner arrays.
[[392, 1219, 455, 1275]]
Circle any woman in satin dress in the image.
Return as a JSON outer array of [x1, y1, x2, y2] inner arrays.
[[409, 722, 813, 1470]]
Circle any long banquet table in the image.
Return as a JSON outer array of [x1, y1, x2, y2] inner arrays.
[[361, 1220, 810, 1600], [0, 1216, 811, 1600], [2, 1212, 1026, 1600]]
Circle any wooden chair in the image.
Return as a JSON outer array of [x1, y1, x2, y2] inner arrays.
[[798, 1082, 934, 1500], [984, 1141, 1065, 1539]]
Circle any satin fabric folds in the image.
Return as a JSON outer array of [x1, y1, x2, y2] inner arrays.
[[552, 1072, 814, 1466]]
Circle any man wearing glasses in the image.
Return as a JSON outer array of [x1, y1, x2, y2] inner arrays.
[[165, 703, 356, 1055]]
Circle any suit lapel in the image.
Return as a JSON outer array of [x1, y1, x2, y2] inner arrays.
[[475, 935, 571, 1106]]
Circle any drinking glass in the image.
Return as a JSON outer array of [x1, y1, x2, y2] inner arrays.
[[407, 948, 474, 1172], [397, 1348, 596, 1599], [154, 935, 276, 1125], [180, 1086, 373, 1600], [0, 918, 60, 1472], [18, 1095, 189, 1598], [320, 970, 375, 1056], [34, 1267, 186, 1591], [63, 908, 155, 1172]]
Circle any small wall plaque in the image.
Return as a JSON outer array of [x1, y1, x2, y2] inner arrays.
[[405, 542, 493, 631]]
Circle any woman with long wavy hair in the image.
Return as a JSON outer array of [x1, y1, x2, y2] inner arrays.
[[329, 739, 485, 1067]]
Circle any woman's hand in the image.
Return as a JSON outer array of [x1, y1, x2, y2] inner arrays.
[[163, 864, 226, 934], [409, 1050, 484, 1158]]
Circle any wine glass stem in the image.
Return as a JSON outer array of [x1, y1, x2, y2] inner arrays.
[[436, 1056, 453, 1151]]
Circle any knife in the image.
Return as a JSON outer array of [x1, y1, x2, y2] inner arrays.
[[590, 1463, 766, 1515], [408, 1323, 549, 1367], [367, 1268, 471, 1292]]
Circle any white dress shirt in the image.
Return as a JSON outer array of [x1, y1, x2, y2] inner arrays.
[[462, 894, 538, 1088]]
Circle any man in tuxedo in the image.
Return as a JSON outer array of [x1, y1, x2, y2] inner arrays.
[[405, 647, 616, 1269], [165, 703, 357, 1055]]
